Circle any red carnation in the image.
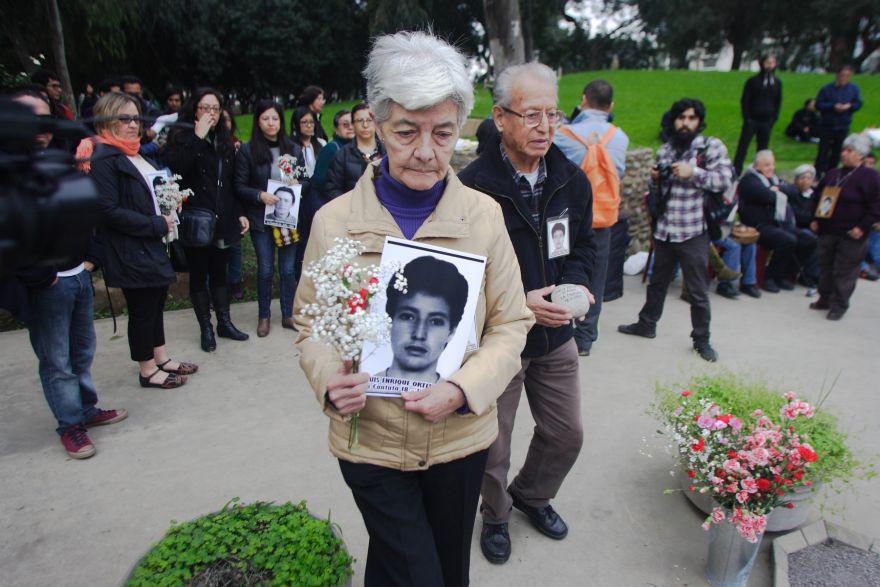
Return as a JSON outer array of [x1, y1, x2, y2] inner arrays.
[[727, 450, 737, 458], [369, 277, 379, 285], [692, 438, 705, 452], [756, 478, 771, 491], [687, 470, 696, 478], [797, 446, 818, 463], [718, 414, 731, 424], [786, 503, 794, 509], [681, 390, 692, 397]]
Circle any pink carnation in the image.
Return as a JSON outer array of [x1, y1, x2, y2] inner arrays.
[[711, 507, 726, 523]]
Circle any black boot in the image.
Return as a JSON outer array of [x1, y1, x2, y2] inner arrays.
[[191, 291, 216, 352], [211, 286, 249, 341]]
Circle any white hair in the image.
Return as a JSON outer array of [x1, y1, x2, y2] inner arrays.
[[842, 133, 871, 157], [494, 62, 557, 108], [793, 164, 816, 179], [363, 31, 474, 129], [753, 149, 775, 165]]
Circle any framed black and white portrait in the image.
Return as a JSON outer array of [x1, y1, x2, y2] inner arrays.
[[263, 180, 301, 229], [361, 237, 486, 397]]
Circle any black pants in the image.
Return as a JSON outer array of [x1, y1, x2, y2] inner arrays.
[[759, 224, 818, 281], [122, 286, 168, 361], [817, 233, 869, 312], [186, 245, 231, 295], [733, 118, 774, 173], [639, 233, 711, 342], [339, 449, 489, 587], [815, 127, 849, 176]]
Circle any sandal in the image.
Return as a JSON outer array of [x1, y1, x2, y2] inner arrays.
[[139, 368, 187, 389], [157, 359, 199, 375]]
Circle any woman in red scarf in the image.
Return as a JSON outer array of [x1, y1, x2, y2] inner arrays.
[[87, 92, 197, 388]]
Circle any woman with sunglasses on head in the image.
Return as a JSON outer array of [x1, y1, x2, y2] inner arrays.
[[324, 103, 386, 201], [166, 88, 250, 352], [87, 92, 196, 389], [234, 100, 306, 337], [297, 85, 328, 142]]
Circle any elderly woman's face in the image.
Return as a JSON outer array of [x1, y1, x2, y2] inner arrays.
[[840, 145, 863, 168], [795, 173, 814, 192], [378, 100, 459, 191], [113, 101, 141, 141], [755, 154, 775, 178]]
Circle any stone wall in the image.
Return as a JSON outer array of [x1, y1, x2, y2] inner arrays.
[[620, 148, 654, 254]]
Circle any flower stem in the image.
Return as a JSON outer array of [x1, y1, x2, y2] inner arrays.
[[348, 359, 361, 450]]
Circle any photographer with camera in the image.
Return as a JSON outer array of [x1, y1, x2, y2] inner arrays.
[[84, 92, 197, 389], [4, 88, 128, 460], [618, 98, 734, 362]]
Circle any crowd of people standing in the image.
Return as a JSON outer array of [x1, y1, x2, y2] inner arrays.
[[3, 40, 878, 587]]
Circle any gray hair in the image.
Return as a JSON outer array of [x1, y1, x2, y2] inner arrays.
[[753, 149, 775, 165], [793, 164, 816, 180], [363, 31, 474, 129], [842, 133, 871, 157], [494, 62, 557, 108]]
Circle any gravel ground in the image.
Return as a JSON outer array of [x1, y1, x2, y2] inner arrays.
[[789, 539, 880, 586]]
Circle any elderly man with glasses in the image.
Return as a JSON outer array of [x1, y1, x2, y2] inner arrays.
[[459, 62, 597, 565]]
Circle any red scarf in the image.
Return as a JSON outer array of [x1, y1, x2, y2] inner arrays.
[[76, 131, 141, 173]]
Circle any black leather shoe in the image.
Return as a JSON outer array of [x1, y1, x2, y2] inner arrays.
[[716, 282, 740, 299], [826, 309, 845, 321], [693, 339, 718, 362], [739, 284, 762, 298], [510, 493, 568, 540], [617, 322, 656, 339], [809, 298, 830, 310], [480, 523, 511, 564], [778, 279, 795, 291], [762, 278, 780, 293]]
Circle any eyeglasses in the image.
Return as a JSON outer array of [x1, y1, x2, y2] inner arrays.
[[300, 120, 315, 126], [353, 118, 373, 126], [501, 107, 564, 128], [117, 115, 140, 125], [197, 105, 221, 113]]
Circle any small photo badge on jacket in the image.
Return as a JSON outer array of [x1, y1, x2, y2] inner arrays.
[[814, 186, 840, 219], [546, 214, 570, 259]]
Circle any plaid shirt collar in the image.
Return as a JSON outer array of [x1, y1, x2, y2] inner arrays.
[[500, 144, 547, 189]]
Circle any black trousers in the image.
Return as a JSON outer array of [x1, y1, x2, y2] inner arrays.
[[339, 449, 489, 587], [639, 233, 711, 342], [815, 127, 849, 176], [733, 118, 774, 173], [759, 224, 818, 281], [817, 233, 869, 312], [122, 286, 168, 361], [186, 245, 231, 295]]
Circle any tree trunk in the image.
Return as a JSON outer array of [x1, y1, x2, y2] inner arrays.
[[45, 0, 76, 115], [730, 40, 745, 71], [482, 0, 525, 76]]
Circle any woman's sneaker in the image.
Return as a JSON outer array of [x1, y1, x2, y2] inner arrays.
[[60, 426, 96, 459]]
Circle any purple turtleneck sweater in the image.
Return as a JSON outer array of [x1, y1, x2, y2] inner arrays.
[[375, 158, 445, 239]]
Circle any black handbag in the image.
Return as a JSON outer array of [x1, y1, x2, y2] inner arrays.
[[168, 239, 189, 272], [178, 207, 216, 248]]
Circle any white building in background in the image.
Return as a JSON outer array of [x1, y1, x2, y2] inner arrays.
[[687, 45, 761, 71]]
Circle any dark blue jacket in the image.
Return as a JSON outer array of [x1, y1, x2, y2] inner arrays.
[[459, 136, 596, 358], [816, 82, 862, 130]]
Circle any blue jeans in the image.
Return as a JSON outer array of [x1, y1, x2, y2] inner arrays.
[[228, 241, 243, 284], [250, 229, 297, 318], [27, 271, 99, 434], [574, 227, 610, 352], [861, 230, 880, 271], [714, 237, 757, 286]]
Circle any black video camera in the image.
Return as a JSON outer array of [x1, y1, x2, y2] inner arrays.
[[655, 162, 674, 181], [0, 99, 97, 278]]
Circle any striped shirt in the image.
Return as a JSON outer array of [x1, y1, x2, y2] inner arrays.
[[654, 135, 734, 243], [501, 144, 547, 227]]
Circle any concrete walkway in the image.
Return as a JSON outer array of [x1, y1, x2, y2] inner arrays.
[[1, 275, 877, 586]]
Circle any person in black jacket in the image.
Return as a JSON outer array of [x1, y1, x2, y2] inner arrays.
[[90, 92, 195, 389], [234, 99, 305, 337], [323, 103, 385, 202], [785, 99, 820, 142], [781, 164, 820, 286], [733, 55, 782, 174], [738, 150, 816, 292], [459, 62, 596, 566], [166, 88, 250, 351]]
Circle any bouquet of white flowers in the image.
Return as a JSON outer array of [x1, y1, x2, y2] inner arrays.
[[154, 174, 192, 243]]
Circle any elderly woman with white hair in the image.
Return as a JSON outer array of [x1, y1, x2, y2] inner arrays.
[[808, 133, 880, 319], [293, 32, 533, 586], [781, 163, 821, 286]]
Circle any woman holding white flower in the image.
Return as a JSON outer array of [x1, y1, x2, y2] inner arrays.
[[294, 32, 533, 586], [234, 100, 306, 337]]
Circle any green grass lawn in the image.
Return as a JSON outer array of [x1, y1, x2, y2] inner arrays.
[[237, 70, 878, 173]]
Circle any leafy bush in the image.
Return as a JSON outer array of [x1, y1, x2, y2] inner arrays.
[[127, 499, 353, 587], [653, 370, 873, 486]]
